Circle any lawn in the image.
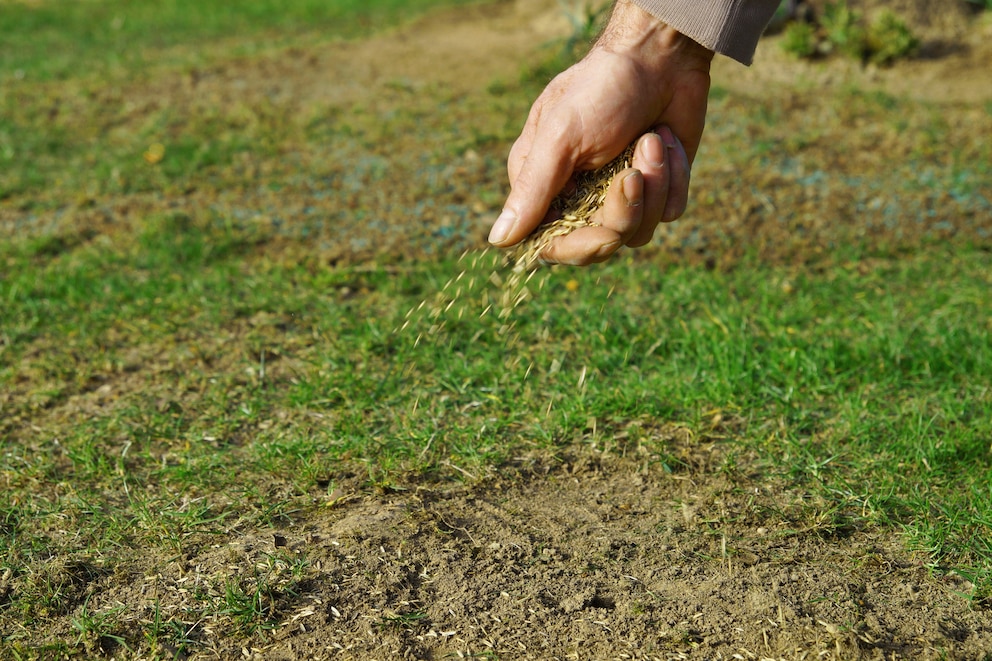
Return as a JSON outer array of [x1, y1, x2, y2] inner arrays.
[[1, 0, 991, 658]]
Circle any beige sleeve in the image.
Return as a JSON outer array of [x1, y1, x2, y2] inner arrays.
[[629, 0, 781, 65]]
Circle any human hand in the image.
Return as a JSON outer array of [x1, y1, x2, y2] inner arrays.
[[488, 0, 714, 265]]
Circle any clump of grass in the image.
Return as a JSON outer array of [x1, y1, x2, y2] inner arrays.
[[780, 1, 918, 65], [781, 21, 819, 59], [820, 1, 867, 59], [865, 10, 920, 65], [520, 1, 610, 87]]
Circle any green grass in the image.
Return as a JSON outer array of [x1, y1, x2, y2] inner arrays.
[[0, 0, 486, 82], [3, 215, 991, 592], [0, 0, 490, 203]]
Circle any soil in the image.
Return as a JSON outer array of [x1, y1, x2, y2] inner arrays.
[[4, 1, 992, 659], [243, 442, 992, 660], [184, 448, 991, 660]]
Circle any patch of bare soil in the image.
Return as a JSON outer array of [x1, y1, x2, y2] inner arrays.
[[80, 437, 991, 660], [267, 450, 990, 660]]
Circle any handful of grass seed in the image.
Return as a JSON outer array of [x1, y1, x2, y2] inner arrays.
[[508, 141, 637, 273], [499, 141, 636, 312], [402, 142, 636, 342]]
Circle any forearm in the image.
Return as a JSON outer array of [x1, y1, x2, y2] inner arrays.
[[598, 0, 715, 75], [628, 0, 781, 65]]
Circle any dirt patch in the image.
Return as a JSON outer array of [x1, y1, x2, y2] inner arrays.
[[65, 437, 992, 660], [267, 450, 991, 660]]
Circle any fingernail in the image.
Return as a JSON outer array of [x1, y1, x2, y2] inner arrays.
[[658, 126, 677, 149], [488, 209, 516, 245], [622, 172, 642, 207], [672, 132, 689, 168], [595, 239, 622, 260], [639, 133, 664, 168]]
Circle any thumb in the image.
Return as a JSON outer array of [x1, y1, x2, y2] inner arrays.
[[489, 140, 575, 247]]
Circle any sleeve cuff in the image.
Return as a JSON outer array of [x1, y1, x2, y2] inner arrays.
[[629, 0, 781, 65]]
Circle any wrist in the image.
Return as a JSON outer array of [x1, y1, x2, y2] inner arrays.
[[597, 0, 714, 75]]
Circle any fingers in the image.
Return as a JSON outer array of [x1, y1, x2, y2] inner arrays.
[[660, 128, 690, 222], [541, 124, 692, 263], [540, 225, 625, 266], [626, 131, 670, 248], [626, 127, 690, 247], [494, 123, 693, 261], [540, 168, 643, 266]]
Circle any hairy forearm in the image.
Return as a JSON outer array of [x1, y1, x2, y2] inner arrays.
[[627, 0, 781, 65], [599, 0, 715, 75]]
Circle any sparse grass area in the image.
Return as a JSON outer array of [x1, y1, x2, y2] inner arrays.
[[3, 211, 991, 654], [2, 0, 992, 657]]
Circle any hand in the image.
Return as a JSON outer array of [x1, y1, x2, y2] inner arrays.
[[488, 0, 714, 265]]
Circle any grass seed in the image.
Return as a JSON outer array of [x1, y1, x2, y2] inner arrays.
[[403, 142, 637, 339]]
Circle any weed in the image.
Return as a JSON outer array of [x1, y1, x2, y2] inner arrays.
[[866, 10, 919, 64], [520, 1, 610, 85], [821, 1, 866, 59], [559, 0, 611, 56], [781, 1, 918, 65], [378, 610, 429, 628], [781, 21, 820, 59], [71, 599, 128, 655], [144, 601, 199, 658], [221, 579, 276, 634]]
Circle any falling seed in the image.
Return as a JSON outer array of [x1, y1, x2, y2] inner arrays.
[[507, 142, 635, 273], [399, 144, 633, 341]]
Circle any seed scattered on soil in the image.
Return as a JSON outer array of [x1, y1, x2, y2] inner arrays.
[[401, 142, 637, 339]]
